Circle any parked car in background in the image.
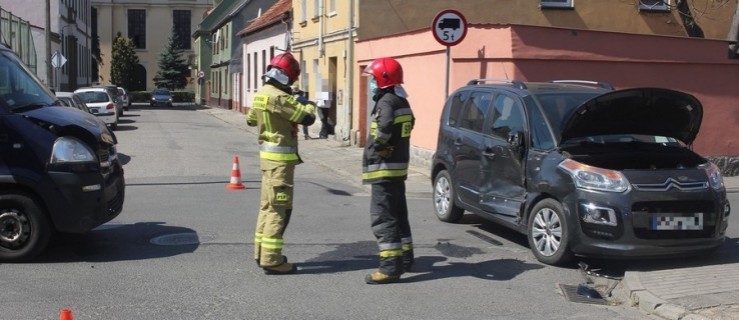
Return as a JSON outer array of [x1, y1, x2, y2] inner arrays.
[[93, 84, 124, 116], [431, 79, 731, 266], [55, 91, 91, 114], [75, 87, 119, 130], [0, 43, 125, 262], [151, 88, 173, 107], [117, 87, 131, 110]]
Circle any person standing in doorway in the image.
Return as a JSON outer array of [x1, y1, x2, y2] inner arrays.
[[316, 98, 334, 139], [361, 57, 415, 284], [292, 83, 313, 140], [246, 52, 316, 275]]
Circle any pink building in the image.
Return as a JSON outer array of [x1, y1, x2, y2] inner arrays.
[[355, 24, 739, 165]]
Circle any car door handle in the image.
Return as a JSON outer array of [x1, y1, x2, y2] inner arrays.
[[482, 151, 496, 158], [454, 138, 463, 146]]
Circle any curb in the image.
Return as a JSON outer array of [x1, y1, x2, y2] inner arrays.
[[622, 272, 712, 320]]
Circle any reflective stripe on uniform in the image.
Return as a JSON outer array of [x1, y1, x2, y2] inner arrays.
[[362, 169, 408, 180], [255, 232, 263, 243], [259, 144, 298, 161], [378, 242, 402, 251], [402, 237, 413, 251], [364, 163, 408, 172], [289, 103, 308, 122], [260, 237, 284, 249], [362, 162, 409, 180], [379, 249, 403, 258]]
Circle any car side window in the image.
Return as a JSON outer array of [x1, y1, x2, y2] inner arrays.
[[490, 94, 524, 140], [458, 91, 492, 133], [447, 90, 470, 127]]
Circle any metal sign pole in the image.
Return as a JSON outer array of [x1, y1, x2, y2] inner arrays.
[[445, 46, 450, 100]]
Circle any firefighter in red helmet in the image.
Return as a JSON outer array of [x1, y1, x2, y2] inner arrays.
[[361, 57, 415, 284], [246, 52, 316, 274]]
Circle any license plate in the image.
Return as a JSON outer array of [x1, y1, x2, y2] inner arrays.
[[651, 213, 703, 230]]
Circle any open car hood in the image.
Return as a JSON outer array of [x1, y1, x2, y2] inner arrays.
[[560, 88, 702, 145]]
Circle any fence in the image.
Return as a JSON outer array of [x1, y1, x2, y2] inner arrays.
[[0, 6, 37, 73]]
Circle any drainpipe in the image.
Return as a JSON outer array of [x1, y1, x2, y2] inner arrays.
[[318, 0, 324, 57], [345, 0, 354, 142]]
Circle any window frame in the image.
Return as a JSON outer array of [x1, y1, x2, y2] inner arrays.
[[173, 10, 191, 50], [127, 9, 146, 50], [639, 0, 670, 11], [539, 0, 574, 9]]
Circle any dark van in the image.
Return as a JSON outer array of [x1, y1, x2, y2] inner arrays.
[[0, 44, 125, 261]]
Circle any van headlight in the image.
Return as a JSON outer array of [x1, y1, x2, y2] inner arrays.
[[51, 137, 96, 163], [703, 162, 725, 190], [559, 159, 630, 193]]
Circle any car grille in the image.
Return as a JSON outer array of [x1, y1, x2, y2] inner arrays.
[[98, 149, 111, 175], [632, 178, 708, 192], [632, 200, 716, 239], [107, 186, 124, 216]]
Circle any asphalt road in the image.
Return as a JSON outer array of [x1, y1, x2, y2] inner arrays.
[[2, 105, 734, 320]]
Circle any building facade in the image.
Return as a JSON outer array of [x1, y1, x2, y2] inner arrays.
[[349, 0, 739, 163], [92, 0, 211, 91], [2, 0, 93, 91], [291, 0, 356, 141], [237, 0, 292, 114], [192, 0, 278, 108]]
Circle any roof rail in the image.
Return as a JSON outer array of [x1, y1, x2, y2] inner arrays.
[[467, 79, 527, 89], [548, 80, 614, 90]]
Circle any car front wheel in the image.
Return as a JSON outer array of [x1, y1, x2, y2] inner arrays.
[[527, 199, 572, 266], [433, 170, 464, 222], [0, 193, 51, 262]]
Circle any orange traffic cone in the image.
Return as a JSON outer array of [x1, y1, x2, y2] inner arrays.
[[59, 308, 74, 320], [227, 156, 246, 190]]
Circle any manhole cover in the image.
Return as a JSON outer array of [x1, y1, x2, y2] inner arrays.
[[559, 284, 608, 305], [150, 233, 216, 246]]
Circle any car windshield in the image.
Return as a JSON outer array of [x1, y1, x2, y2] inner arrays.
[[0, 50, 56, 110], [532, 92, 601, 139], [58, 97, 74, 107], [153, 89, 170, 96], [77, 91, 109, 103]]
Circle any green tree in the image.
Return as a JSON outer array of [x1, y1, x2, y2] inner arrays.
[[153, 28, 189, 90], [92, 34, 104, 82], [110, 32, 139, 89]]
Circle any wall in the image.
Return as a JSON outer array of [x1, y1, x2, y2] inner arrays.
[[355, 24, 739, 162], [357, 0, 736, 41]]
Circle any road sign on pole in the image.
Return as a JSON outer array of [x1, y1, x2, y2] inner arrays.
[[197, 70, 205, 78], [51, 51, 67, 68], [432, 9, 468, 47]]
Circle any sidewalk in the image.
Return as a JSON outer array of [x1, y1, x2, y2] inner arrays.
[[201, 105, 738, 320]]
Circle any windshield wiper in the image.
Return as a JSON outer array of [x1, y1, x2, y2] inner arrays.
[[11, 103, 47, 113]]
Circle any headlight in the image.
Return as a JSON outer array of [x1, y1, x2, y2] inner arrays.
[[168, 97, 173, 101], [703, 162, 725, 190], [559, 159, 630, 193], [51, 137, 96, 163]]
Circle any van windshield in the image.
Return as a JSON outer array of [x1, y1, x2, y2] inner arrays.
[[0, 49, 56, 111]]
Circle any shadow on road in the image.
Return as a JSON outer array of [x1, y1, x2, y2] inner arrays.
[[33, 222, 199, 263]]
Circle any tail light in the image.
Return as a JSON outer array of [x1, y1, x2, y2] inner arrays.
[[106, 103, 115, 110]]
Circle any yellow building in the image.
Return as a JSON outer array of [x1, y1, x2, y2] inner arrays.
[[291, 0, 357, 141], [92, 0, 211, 91]]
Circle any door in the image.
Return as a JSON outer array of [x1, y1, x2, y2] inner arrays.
[[451, 91, 493, 208], [479, 93, 527, 216]]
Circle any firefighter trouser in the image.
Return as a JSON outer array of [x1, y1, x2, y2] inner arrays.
[[370, 181, 413, 275], [254, 164, 295, 267]]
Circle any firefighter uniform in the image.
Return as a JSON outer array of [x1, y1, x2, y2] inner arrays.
[[362, 85, 415, 284], [247, 82, 315, 273]]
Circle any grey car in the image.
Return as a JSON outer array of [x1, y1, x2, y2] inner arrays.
[[150, 88, 173, 107], [431, 79, 731, 265]]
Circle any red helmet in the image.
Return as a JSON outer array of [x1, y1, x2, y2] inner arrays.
[[267, 52, 300, 84], [363, 57, 403, 89]]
